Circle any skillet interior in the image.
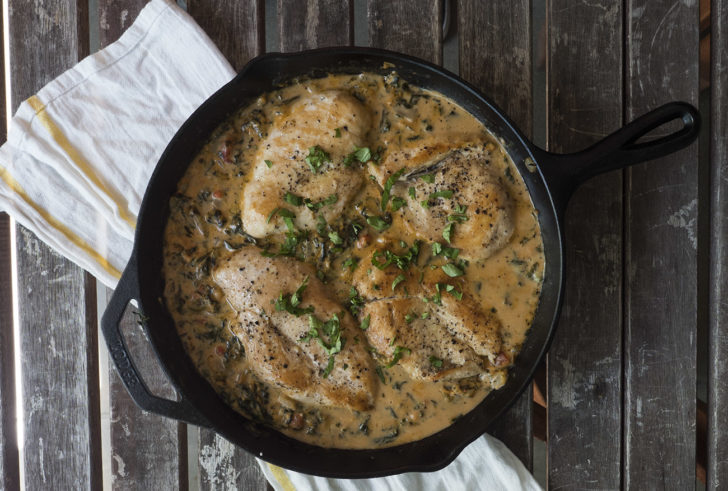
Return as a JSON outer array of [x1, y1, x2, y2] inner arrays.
[[130, 47, 564, 477]]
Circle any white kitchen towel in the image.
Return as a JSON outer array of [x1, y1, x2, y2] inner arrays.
[[0, 0, 542, 489]]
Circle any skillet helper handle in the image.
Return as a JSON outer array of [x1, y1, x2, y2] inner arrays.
[[535, 101, 700, 215], [101, 255, 210, 428]]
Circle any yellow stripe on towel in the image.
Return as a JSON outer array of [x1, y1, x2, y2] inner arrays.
[[266, 463, 297, 491], [27, 95, 137, 229], [0, 166, 122, 279]]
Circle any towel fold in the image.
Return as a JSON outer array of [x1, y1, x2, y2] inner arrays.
[[0, 0, 542, 489]]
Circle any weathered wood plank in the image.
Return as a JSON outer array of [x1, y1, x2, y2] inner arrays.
[[709, 0, 728, 487], [182, 2, 268, 489], [0, 212, 20, 491], [623, 1, 699, 487], [0, 3, 19, 487], [95, 3, 189, 488], [108, 301, 187, 490], [278, 0, 352, 51], [7, 0, 103, 488], [187, 0, 265, 71], [367, 0, 442, 64], [545, 1, 623, 488], [457, 0, 533, 468], [98, 0, 147, 46]]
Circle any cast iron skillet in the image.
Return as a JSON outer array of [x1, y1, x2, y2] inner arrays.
[[101, 47, 699, 478]]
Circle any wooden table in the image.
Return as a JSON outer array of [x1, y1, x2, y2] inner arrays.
[[0, 0, 724, 488]]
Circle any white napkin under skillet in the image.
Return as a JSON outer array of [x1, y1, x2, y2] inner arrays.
[[0, 0, 542, 489]]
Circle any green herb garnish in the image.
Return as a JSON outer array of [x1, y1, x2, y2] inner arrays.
[[284, 192, 303, 206], [274, 276, 315, 316], [264, 159, 273, 168], [305, 145, 331, 173], [442, 263, 464, 277], [420, 174, 435, 184], [443, 222, 454, 243], [392, 274, 405, 291], [386, 346, 411, 368], [428, 190, 453, 200], [381, 167, 406, 211], [328, 231, 344, 245], [429, 356, 443, 368], [360, 314, 371, 331], [334, 128, 342, 138], [366, 215, 391, 232]]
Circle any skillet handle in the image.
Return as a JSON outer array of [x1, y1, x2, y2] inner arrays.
[[533, 101, 700, 216], [101, 255, 210, 428]]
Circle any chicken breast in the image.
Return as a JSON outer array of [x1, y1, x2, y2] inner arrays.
[[352, 250, 503, 381], [382, 145, 514, 262], [213, 248, 377, 411], [242, 90, 371, 237]]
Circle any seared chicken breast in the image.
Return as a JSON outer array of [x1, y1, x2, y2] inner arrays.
[[214, 248, 377, 411], [392, 146, 514, 262], [352, 254, 503, 381], [242, 90, 371, 237]]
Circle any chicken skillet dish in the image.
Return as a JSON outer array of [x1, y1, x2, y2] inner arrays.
[[162, 72, 544, 449]]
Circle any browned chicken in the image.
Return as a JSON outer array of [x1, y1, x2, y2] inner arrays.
[[242, 90, 371, 237], [378, 145, 515, 262], [213, 248, 378, 411], [352, 254, 504, 381]]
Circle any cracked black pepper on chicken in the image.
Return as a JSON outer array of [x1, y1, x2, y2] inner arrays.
[[162, 72, 544, 449]]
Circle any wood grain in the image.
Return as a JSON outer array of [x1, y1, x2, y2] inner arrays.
[[0, 3, 18, 487], [187, 0, 265, 71], [367, 0, 442, 64], [0, 212, 19, 491], [709, 0, 728, 487], [278, 0, 353, 51], [182, 2, 268, 489], [6, 0, 104, 488], [545, 0, 624, 488], [95, 3, 189, 488], [457, 0, 533, 468], [98, 0, 147, 47], [623, 0, 699, 487], [107, 301, 187, 490]]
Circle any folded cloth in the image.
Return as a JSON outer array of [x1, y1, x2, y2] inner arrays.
[[0, 0, 542, 489]]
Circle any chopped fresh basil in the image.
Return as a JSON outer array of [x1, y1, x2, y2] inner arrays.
[[404, 313, 415, 324], [442, 263, 464, 277], [284, 192, 303, 206], [360, 314, 371, 331], [390, 196, 407, 211], [432, 242, 443, 256], [305, 145, 331, 173], [322, 356, 336, 378], [421, 311, 430, 319], [429, 356, 443, 368], [386, 346, 411, 368], [392, 274, 405, 291], [408, 186, 416, 199], [305, 193, 338, 212], [342, 257, 359, 271], [428, 190, 454, 200], [420, 174, 435, 184], [264, 159, 273, 168], [381, 167, 406, 211], [366, 215, 391, 232], [328, 231, 344, 245], [443, 222, 454, 243], [275, 276, 315, 316], [266, 207, 295, 223], [375, 366, 386, 384], [334, 128, 342, 138]]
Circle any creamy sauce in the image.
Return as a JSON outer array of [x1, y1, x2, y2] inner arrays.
[[162, 73, 544, 449]]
